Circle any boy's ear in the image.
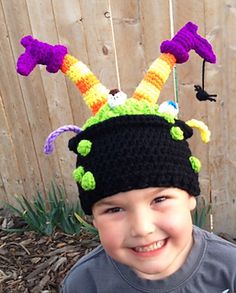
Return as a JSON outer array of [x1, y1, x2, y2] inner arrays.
[[189, 196, 197, 211], [92, 218, 97, 228]]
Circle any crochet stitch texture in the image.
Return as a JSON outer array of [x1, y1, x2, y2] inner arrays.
[[69, 114, 198, 214]]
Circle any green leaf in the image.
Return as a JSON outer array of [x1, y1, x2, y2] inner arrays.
[[192, 198, 211, 229], [74, 212, 98, 235]]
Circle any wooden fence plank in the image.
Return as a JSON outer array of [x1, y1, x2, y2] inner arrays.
[[140, 0, 174, 103], [79, 0, 117, 91], [205, 0, 236, 236], [109, 0, 145, 96], [52, 0, 91, 127], [25, 0, 79, 200], [0, 94, 24, 205], [2, 0, 70, 199], [0, 0, 44, 199], [224, 3, 236, 236]]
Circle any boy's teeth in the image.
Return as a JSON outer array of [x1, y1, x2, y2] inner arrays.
[[134, 240, 165, 252]]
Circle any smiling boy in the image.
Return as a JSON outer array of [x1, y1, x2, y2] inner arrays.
[[17, 22, 236, 292], [92, 187, 196, 281]]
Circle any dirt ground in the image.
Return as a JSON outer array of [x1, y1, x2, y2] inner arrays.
[[0, 213, 99, 293]]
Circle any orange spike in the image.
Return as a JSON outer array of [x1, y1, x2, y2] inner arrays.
[[61, 54, 78, 73], [60, 54, 109, 114], [76, 74, 100, 94]]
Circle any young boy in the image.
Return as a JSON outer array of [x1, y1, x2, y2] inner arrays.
[[17, 22, 236, 292]]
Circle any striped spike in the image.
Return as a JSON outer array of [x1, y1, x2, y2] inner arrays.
[[132, 53, 176, 104], [60, 54, 109, 114]]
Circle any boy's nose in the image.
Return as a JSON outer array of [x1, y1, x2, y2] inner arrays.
[[130, 210, 156, 237]]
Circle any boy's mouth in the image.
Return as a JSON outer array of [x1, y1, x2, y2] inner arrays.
[[133, 239, 166, 253]]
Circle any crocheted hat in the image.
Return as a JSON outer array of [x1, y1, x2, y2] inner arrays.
[[17, 22, 216, 215]]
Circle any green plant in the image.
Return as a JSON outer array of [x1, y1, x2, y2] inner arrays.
[[192, 197, 211, 228], [74, 212, 98, 235], [2, 182, 85, 235]]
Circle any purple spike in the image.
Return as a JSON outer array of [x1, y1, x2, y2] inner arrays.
[[160, 22, 216, 64], [17, 35, 67, 76], [44, 125, 82, 154]]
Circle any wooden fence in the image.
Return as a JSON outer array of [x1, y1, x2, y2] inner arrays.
[[0, 0, 236, 237]]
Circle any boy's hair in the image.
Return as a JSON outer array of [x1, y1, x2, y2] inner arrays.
[[17, 22, 216, 215]]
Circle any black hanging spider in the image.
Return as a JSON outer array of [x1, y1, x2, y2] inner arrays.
[[194, 85, 217, 102], [194, 60, 217, 102]]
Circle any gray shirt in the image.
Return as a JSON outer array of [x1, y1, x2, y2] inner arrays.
[[60, 226, 236, 292]]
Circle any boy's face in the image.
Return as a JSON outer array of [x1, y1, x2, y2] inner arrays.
[[92, 187, 196, 280]]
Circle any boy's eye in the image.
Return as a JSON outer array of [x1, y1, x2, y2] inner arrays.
[[153, 196, 167, 204], [105, 207, 123, 214]]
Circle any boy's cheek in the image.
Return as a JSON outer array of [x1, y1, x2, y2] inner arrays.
[[94, 220, 125, 245], [160, 212, 193, 235], [98, 228, 123, 251]]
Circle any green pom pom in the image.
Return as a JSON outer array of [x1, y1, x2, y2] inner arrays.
[[189, 156, 201, 173], [170, 126, 184, 141], [77, 140, 92, 156], [81, 171, 96, 191], [73, 166, 85, 183]]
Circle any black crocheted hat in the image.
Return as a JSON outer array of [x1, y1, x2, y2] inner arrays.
[[68, 114, 200, 214], [17, 22, 216, 215]]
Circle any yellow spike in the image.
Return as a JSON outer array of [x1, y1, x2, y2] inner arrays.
[[66, 61, 91, 82], [186, 119, 211, 143], [134, 80, 161, 104], [83, 83, 109, 106], [132, 53, 176, 104]]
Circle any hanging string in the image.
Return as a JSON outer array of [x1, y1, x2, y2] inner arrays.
[[108, 0, 121, 90], [202, 59, 206, 90], [168, 0, 179, 104]]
